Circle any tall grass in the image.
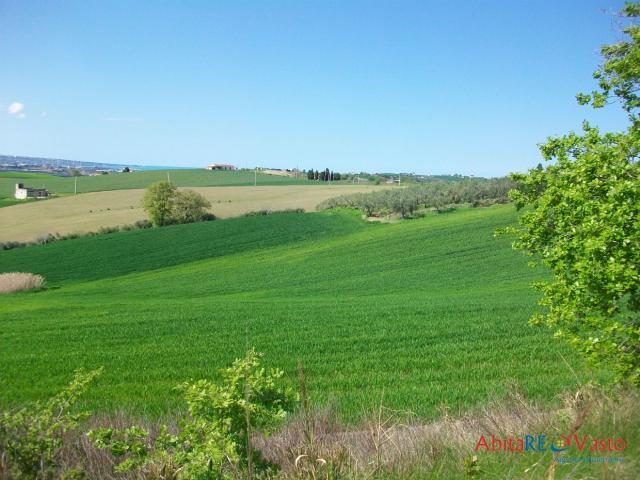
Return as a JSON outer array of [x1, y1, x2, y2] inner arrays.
[[3, 384, 635, 479], [260, 384, 638, 479], [0, 272, 45, 294]]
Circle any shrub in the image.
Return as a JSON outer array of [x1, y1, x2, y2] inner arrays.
[[35, 234, 57, 245], [243, 208, 305, 217], [0, 369, 102, 479], [97, 226, 120, 235], [0, 241, 28, 251], [0, 273, 46, 294], [133, 219, 153, 229], [90, 350, 296, 479], [172, 190, 212, 224]]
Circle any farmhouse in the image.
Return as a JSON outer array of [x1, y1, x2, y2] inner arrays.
[[206, 163, 236, 171], [14, 183, 50, 200]]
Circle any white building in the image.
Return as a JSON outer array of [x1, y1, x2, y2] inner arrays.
[[206, 163, 236, 171], [15, 183, 49, 200]]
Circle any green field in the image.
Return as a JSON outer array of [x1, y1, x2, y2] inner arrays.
[[0, 205, 588, 421], [0, 169, 311, 198]]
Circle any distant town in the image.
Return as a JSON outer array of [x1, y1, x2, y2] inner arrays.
[[0, 155, 181, 177]]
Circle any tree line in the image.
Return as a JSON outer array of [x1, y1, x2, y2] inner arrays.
[[319, 177, 518, 217], [306, 168, 341, 181]]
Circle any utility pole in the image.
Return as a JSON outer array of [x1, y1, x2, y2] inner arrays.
[[167, 172, 171, 184], [74, 176, 77, 195], [254, 167, 257, 187]]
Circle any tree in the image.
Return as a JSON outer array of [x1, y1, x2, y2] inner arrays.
[[142, 181, 177, 226], [307, 168, 314, 180], [172, 189, 212, 224], [506, 2, 639, 385], [142, 181, 213, 226]]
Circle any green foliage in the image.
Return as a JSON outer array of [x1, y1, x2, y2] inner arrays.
[[142, 181, 213, 226], [143, 181, 177, 226], [89, 350, 295, 479], [0, 207, 586, 420], [0, 369, 102, 479], [505, 2, 640, 385], [172, 189, 213, 224], [576, 2, 640, 122], [306, 168, 342, 181], [320, 178, 517, 217]]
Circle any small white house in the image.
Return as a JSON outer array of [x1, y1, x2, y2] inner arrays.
[[15, 183, 49, 200], [206, 163, 236, 171]]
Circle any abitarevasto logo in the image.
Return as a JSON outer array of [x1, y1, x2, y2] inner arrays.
[[474, 433, 626, 462]]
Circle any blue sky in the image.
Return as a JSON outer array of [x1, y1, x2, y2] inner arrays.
[[0, 0, 631, 176]]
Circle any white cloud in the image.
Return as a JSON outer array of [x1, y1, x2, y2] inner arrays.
[[8, 102, 24, 115], [17, 112, 26, 119], [41, 111, 48, 117]]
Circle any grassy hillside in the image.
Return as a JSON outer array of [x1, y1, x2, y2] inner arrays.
[[0, 185, 387, 243], [0, 171, 54, 179], [0, 169, 310, 198], [0, 205, 589, 421]]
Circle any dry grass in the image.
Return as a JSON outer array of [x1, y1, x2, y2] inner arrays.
[[0, 272, 45, 294], [4, 384, 631, 479], [0, 185, 390, 243], [257, 384, 638, 479]]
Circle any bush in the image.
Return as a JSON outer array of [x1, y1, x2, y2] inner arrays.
[[243, 208, 305, 217], [172, 190, 212, 224], [0, 241, 28, 251], [133, 219, 153, 229], [90, 350, 296, 479], [0, 273, 46, 294], [35, 234, 57, 245], [0, 369, 102, 479]]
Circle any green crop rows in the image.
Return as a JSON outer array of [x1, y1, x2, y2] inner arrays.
[[0, 206, 589, 421], [0, 169, 310, 198]]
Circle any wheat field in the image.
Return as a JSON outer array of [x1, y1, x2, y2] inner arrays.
[[0, 184, 387, 242]]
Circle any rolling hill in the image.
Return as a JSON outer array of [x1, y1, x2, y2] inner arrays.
[[0, 185, 387, 243], [0, 169, 311, 199], [0, 205, 588, 421]]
